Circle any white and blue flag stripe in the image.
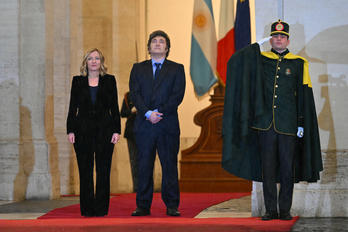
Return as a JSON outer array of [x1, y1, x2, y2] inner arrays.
[[190, 0, 218, 98]]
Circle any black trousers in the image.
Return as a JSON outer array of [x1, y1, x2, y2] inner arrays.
[[135, 132, 180, 210], [258, 126, 296, 213], [74, 131, 114, 216], [126, 138, 138, 193]]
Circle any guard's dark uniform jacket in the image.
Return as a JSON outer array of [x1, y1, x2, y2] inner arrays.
[[251, 49, 304, 135], [221, 43, 323, 183]]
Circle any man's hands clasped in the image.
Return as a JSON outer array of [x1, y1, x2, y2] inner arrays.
[[148, 111, 163, 124]]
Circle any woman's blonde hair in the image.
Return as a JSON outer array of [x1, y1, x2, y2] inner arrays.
[[80, 48, 108, 76]]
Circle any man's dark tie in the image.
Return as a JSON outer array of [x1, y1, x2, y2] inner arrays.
[[154, 63, 161, 81]]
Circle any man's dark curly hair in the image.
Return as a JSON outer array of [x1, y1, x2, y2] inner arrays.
[[147, 30, 171, 58]]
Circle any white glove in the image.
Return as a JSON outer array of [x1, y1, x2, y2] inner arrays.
[[297, 127, 304, 138], [257, 36, 272, 46]]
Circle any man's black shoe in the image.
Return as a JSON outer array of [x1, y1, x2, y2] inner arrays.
[[279, 211, 293, 220], [166, 207, 180, 216], [82, 211, 95, 217], [131, 207, 151, 216], [84, 214, 95, 217], [261, 211, 278, 220]]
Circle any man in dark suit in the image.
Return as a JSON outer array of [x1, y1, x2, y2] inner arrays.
[[129, 30, 186, 216]]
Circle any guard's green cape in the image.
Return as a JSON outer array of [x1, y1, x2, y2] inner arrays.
[[221, 43, 323, 183]]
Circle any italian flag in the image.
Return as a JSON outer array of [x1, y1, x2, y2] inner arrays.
[[217, 0, 235, 85]]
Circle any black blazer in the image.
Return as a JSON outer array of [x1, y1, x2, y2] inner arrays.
[[67, 74, 121, 139], [129, 59, 186, 135]]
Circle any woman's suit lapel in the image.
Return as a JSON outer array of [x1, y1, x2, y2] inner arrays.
[[82, 74, 102, 106], [95, 74, 103, 105], [81, 76, 92, 106]]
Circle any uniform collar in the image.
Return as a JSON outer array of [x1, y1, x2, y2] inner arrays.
[[271, 48, 289, 57]]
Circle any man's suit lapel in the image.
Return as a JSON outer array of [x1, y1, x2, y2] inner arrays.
[[154, 59, 169, 91], [143, 59, 154, 83]]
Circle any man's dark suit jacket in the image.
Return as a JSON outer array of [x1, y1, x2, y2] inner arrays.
[[67, 74, 121, 139], [129, 59, 186, 135]]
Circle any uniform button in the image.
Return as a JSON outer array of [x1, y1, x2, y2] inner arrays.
[[278, 67, 280, 70], [275, 85, 278, 88], [279, 59, 282, 62], [275, 95, 277, 98], [274, 105, 277, 108], [276, 75, 279, 78]]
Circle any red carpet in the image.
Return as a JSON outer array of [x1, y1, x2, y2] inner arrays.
[[0, 217, 299, 232], [0, 193, 299, 231], [39, 192, 250, 219]]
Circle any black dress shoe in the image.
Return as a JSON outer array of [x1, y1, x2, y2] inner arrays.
[[261, 211, 278, 220], [279, 211, 293, 220], [166, 207, 180, 216], [96, 214, 106, 217], [131, 207, 151, 216], [82, 211, 95, 217], [83, 214, 95, 217]]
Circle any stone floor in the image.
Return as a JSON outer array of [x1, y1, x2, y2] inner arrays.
[[0, 195, 347, 231]]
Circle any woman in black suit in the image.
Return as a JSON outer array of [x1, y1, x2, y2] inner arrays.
[[67, 48, 121, 217]]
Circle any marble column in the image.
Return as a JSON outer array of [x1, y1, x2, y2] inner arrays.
[[0, 0, 60, 200], [0, 0, 21, 201]]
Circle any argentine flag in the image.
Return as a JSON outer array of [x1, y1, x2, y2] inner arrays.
[[190, 0, 218, 98]]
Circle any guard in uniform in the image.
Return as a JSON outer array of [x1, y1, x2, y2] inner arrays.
[[252, 20, 303, 221], [221, 19, 322, 221]]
